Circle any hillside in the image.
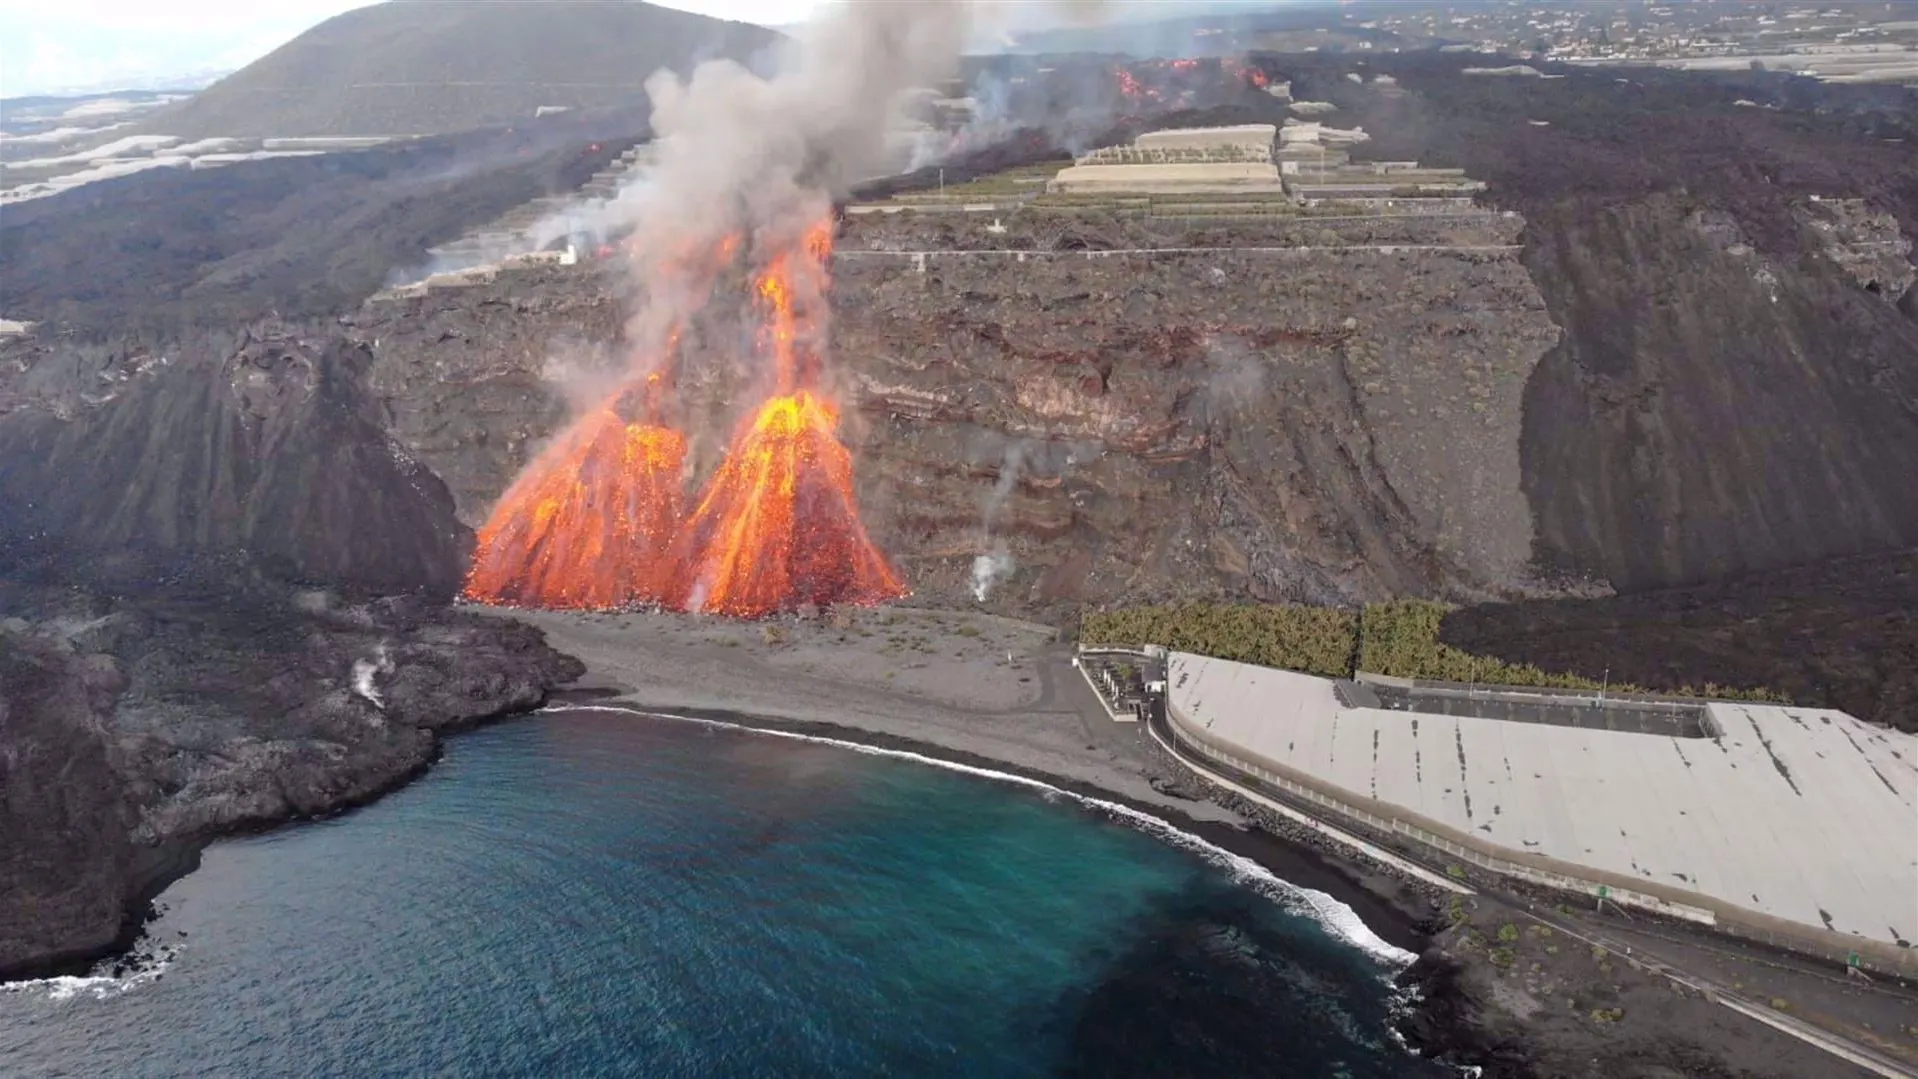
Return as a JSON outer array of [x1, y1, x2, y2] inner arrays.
[[4, 54, 1914, 727], [1280, 54, 1918, 591], [140, 0, 783, 138], [0, 113, 647, 335]]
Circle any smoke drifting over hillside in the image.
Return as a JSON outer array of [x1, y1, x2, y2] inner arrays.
[[612, 0, 1108, 362], [615, 2, 966, 357]]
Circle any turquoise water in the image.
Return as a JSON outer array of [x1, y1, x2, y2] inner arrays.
[[0, 709, 1446, 1078]]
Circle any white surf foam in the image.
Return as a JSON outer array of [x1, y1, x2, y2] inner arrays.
[[551, 704, 1418, 969], [2, 946, 174, 1001]]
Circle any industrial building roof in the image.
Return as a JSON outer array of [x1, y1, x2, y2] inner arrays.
[[1047, 162, 1283, 194], [1169, 653, 1918, 949]]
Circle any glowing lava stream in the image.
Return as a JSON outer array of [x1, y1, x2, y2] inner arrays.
[[464, 405, 687, 609], [675, 389, 905, 616], [675, 217, 904, 616], [464, 216, 906, 617]]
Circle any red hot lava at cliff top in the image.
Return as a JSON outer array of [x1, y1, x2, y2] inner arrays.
[[463, 217, 907, 618]]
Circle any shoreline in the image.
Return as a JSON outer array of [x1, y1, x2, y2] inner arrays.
[[549, 692, 1442, 961], [0, 685, 564, 986], [17, 603, 1889, 1077]]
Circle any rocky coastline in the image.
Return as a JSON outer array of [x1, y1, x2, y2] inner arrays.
[[6, 594, 1899, 1077], [0, 580, 582, 982]]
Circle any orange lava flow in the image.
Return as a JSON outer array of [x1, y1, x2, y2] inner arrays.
[[464, 406, 687, 609], [465, 214, 907, 618], [674, 390, 905, 617]]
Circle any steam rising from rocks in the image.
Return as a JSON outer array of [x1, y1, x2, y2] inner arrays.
[[972, 444, 1026, 603]]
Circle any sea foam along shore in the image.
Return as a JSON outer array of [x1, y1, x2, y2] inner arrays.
[[0, 938, 179, 1002], [553, 703, 1419, 970]]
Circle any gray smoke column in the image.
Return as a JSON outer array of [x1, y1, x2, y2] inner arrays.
[[619, 2, 969, 359], [616, 1, 1108, 362]]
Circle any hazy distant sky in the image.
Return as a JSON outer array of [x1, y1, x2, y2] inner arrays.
[[0, 0, 1266, 98], [0, 0, 830, 98]]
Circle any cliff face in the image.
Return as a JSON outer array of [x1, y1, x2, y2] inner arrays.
[[0, 322, 588, 980], [1518, 194, 1918, 591], [359, 268, 624, 523], [361, 213, 1564, 612], [0, 324, 471, 597], [0, 583, 583, 979], [0, 628, 146, 977], [831, 237, 1559, 609]]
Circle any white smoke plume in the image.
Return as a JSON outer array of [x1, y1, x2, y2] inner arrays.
[[971, 545, 1015, 603], [351, 643, 394, 712], [971, 443, 1026, 603], [615, 3, 967, 360]]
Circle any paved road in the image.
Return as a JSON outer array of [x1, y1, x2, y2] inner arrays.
[[834, 244, 1523, 259], [1079, 647, 1917, 1077], [1521, 909, 1916, 1079]]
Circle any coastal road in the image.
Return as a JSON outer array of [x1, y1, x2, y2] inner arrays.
[[1516, 910, 1918, 1079]]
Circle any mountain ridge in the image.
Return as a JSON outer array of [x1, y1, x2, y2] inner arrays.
[[137, 1, 785, 138]]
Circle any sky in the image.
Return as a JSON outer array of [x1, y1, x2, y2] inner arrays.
[[0, 0, 828, 98], [0, 0, 1268, 99]]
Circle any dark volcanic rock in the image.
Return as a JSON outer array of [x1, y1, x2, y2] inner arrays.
[[1441, 549, 1918, 732], [0, 117, 648, 336], [1272, 52, 1918, 593], [0, 318, 585, 978], [0, 628, 145, 979], [137, 1, 779, 139], [0, 581, 583, 980], [0, 323, 471, 598], [1516, 194, 1918, 591]]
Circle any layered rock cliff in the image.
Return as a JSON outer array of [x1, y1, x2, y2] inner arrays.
[[359, 210, 1564, 612], [359, 171, 1917, 617]]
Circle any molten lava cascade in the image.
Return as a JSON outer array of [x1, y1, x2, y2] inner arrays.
[[464, 376, 687, 609], [675, 219, 907, 616], [676, 390, 905, 616], [465, 218, 904, 617]]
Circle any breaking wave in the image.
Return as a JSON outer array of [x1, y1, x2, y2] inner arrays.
[[551, 703, 1418, 969], [2, 945, 175, 1002]]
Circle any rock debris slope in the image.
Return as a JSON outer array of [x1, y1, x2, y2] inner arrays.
[[0, 323, 471, 597], [0, 321, 582, 980]]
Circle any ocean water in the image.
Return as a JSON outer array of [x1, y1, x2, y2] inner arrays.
[[1, 709, 1449, 1078]]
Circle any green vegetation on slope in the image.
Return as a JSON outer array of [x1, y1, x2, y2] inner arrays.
[[1083, 600, 1786, 702], [1358, 600, 1613, 690], [1078, 602, 1358, 678]]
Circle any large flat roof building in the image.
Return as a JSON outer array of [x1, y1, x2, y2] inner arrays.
[[1048, 125, 1282, 195], [1166, 653, 1918, 968], [1046, 162, 1283, 194], [1132, 124, 1278, 156]]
